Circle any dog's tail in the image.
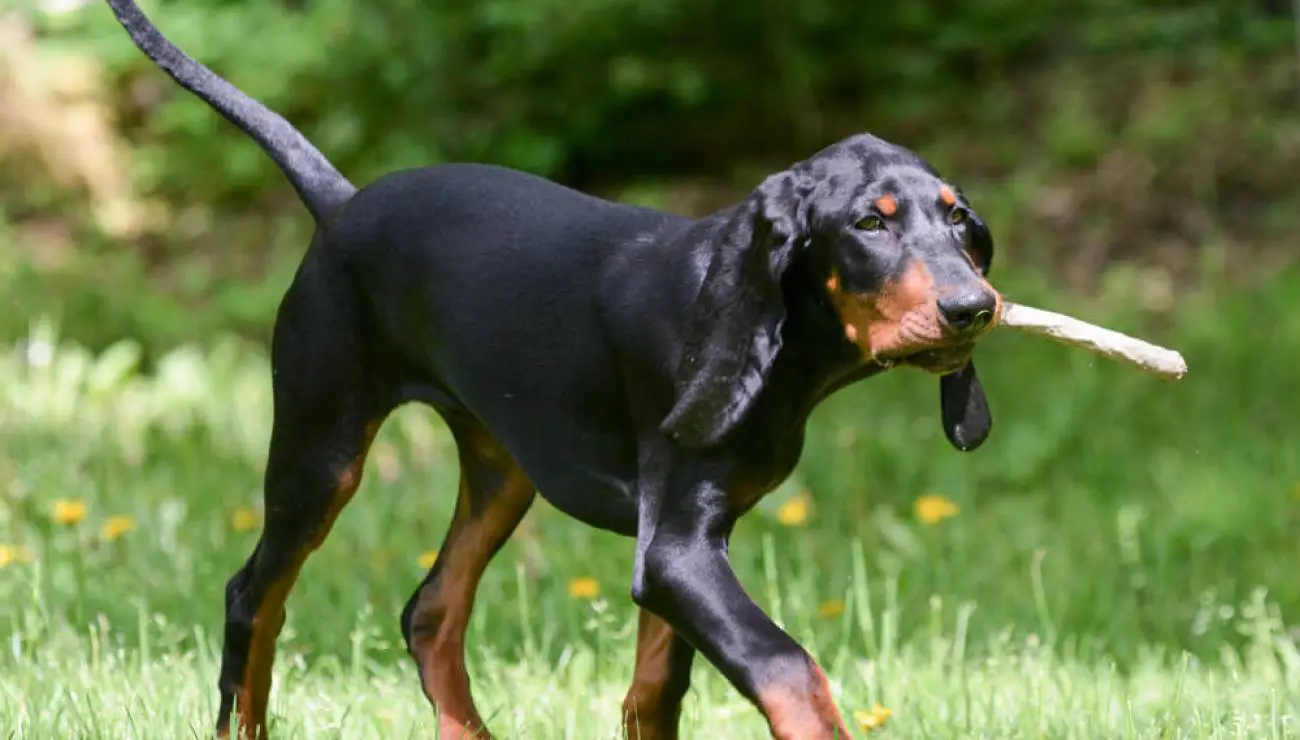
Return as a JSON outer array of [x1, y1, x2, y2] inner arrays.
[[105, 0, 356, 222]]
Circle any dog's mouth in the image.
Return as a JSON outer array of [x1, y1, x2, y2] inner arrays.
[[874, 342, 976, 376]]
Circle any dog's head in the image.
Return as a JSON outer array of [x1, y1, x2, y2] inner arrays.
[[662, 133, 1001, 451]]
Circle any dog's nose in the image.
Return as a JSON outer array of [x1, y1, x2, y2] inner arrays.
[[937, 289, 997, 333]]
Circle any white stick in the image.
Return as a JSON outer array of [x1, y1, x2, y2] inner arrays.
[[997, 302, 1189, 380]]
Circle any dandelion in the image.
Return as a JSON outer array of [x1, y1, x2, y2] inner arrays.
[[914, 494, 959, 524], [819, 599, 846, 619], [416, 549, 439, 569], [567, 576, 600, 600], [231, 507, 260, 533], [51, 499, 87, 525], [775, 492, 811, 526], [101, 515, 136, 542], [854, 704, 893, 732], [0, 545, 33, 568]]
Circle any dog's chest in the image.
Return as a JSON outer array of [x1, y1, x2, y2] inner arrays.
[[724, 427, 807, 512]]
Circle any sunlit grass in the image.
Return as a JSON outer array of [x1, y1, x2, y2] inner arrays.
[[3, 571, 1298, 738]]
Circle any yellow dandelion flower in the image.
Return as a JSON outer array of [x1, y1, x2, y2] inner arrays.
[[230, 507, 260, 533], [416, 549, 439, 569], [567, 576, 601, 600], [51, 499, 88, 525], [0, 545, 33, 568], [775, 492, 811, 526], [854, 704, 893, 732], [914, 494, 959, 524], [819, 599, 846, 619], [101, 515, 136, 542]]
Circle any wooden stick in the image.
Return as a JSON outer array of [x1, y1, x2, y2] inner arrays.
[[996, 302, 1189, 380]]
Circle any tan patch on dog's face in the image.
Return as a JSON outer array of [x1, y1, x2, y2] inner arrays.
[[825, 261, 946, 360], [939, 185, 957, 206], [873, 194, 898, 216]]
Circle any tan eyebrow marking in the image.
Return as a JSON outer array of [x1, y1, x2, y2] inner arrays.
[[874, 194, 898, 216], [939, 186, 957, 206]]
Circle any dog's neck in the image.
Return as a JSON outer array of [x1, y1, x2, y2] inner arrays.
[[757, 256, 890, 425], [703, 257, 889, 494]]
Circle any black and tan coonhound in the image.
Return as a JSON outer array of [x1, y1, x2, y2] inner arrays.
[[107, 1, 1004, 738]]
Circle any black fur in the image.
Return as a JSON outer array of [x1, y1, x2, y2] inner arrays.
[[105, 1, 1005, 737], [660, 170, 813, 448]]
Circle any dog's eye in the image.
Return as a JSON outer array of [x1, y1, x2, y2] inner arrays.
[[949, 208, 969, 226], [856, 215, 885, 232]]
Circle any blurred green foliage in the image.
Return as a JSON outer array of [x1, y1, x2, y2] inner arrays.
[[3, 0, 1299, 356], [79, 0, 1297, 188]]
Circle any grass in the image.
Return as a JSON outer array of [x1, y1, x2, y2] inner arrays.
[[5, 575, 1299, 739], [3, 263, 1300, 737]]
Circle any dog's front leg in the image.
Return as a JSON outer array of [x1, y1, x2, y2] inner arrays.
[[630, 461, 852, 740]]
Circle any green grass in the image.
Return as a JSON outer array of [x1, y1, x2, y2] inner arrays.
[[4, 575, 1299, 738], [3, 263, 1300, 737]]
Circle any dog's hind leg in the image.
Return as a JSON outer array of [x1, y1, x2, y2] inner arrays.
[[215, 274, 390, 740], [622, 608, 697, 740], [400, 413, 536, 739]]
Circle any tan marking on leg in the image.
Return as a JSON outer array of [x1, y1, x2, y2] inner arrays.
[[235, 421, 382, 740], [235, 576, 290, 740], [756, 660, 852, 740], [408, 431, 535, 740], [622, 610, 692, 740]]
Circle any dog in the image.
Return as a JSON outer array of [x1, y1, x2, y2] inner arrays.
[[106, 1, 1003, 738]]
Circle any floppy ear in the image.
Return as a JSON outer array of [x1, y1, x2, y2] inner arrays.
[[939, 360, 992, 452], [936, 199, 997, 452], [659, 170, 810, 448]]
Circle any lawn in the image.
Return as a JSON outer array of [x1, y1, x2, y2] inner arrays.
[[3, 264, 1300, 738], [4, 584, 1297, 738]]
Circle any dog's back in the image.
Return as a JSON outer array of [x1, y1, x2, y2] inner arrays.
[[310, 162, 687, 531], [331, 161, 682, 401]]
